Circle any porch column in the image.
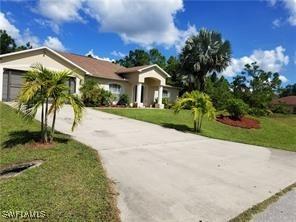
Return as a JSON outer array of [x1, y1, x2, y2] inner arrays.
[[136, 83, 142, 108], [157, 85, 164, 109], [75, 77, 80, 95]]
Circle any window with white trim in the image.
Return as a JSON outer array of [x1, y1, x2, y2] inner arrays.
[[109, 84, 122, 97], [163, 89, 169, 98]]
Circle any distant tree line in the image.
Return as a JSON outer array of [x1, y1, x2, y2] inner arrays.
[[0, 30, 32, 54]]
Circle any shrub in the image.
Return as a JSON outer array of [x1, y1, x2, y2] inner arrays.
[[162, 98, 169, 109], [270, 104, 289, 114], [100, 90, 114, 106], [117, 94, 130, 106], [226, 98, 249, 119], [80, 79, 114, 107], [249, 107, 271, 116], [80, 80, 101, 107]]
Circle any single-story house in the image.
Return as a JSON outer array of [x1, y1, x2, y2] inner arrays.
[[271, 96, 296, 113], [0, 47, 179, 108]]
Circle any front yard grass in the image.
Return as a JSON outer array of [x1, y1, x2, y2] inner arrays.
[[100, 108, 296, 152], [0, 103, 119, 221]]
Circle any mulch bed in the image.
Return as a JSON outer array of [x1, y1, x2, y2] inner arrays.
[[25, 141, 56, 149], [216, 115, 260, 129]]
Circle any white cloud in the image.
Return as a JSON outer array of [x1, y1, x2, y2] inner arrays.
[[37, 0, 84, 24], [44, 36, 66, 51], [85, 49, 114, 62], [279, 75, 288, 83], [221, 46, 290, 77], [34, 18, 60, 33], [0, 12, 66, 51], [35, 0, 197, 50], [175, 24, 197, 52], [85, 0, 186, 48], [111, 50, 126, 58], [0, 12, 20, 39], [272, 18, 282, 28], [0, 12, 40, 47], [269, 0, 296, 26]]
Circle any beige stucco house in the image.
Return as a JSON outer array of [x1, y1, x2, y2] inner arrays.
[[0, 47, 178, 108]]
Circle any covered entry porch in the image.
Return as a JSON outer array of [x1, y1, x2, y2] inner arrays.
[[132, 77, 164, 108]]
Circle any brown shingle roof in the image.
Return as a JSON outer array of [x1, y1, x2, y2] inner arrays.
[[272, 96, 296, 106], [57, 51, 126, 80], [116, 65, 151, 74]]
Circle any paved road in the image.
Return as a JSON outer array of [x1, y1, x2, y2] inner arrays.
[[252, 188, 296, 222], [37, 106, 296, 222]]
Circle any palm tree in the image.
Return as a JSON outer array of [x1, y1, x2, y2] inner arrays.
[[174, 91, 216, 132], [47, 70, 84, 142], [180, 29, 232, 92], [18, 64, 84, 143], [18, 64, 53, 142]]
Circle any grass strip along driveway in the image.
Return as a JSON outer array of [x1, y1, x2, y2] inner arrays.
[[100, 108, 296, 152], [0, 103, 119, 221]]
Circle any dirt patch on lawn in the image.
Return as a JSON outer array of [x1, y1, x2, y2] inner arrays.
[[216, 115, 260, 129], [25, 141, 56, 149]]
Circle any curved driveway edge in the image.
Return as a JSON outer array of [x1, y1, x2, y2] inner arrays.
[[38, 106, 296, 222]]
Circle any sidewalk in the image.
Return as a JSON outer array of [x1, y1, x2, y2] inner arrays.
[[253, 188, 296, 222]]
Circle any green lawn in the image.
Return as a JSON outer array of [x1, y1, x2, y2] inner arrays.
[[100, 108, 296, 152], [0, 103, 119, 221]]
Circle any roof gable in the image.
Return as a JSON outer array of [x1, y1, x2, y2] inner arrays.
[[116, 64, 170, 77]]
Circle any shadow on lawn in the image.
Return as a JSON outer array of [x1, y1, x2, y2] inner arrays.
[[161, 123, 193, 132], [2, 130, 69, 148]]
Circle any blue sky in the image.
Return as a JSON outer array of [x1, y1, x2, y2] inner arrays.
[[1, 0, 295, 84]]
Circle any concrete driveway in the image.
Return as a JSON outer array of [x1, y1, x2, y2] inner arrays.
[[38, 106, 296, 222]]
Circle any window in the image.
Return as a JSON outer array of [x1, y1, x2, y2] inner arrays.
[[69, 77, 76, 94], [163, 90, 169, 98], [109, 84, 122, 98]]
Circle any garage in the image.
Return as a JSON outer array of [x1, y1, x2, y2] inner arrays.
[[2, 69, 25, 101]]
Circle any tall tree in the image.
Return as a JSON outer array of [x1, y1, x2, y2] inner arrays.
[[117, 49, 150, 67], [280, 84, 296, 97], [231, 62, 282, 111], [245, 62, 281, 109], [117, 48, 167, 68], [165, 56, 182, 88], [180, 29, 232, 92], [0, 30, 32, 54], [205, 73, 233, 110], [149, 48, 166, 68]]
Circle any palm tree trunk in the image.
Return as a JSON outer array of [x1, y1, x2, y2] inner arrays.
[[43, 97, 49, 143], [41, 101, 44, 133], [50, 107, 57, 143], [198, 114, 203, 132], [193, 119, 197, 132]]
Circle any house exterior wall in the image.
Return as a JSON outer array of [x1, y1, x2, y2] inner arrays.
[[85, 76, 132, 103], [0, 50, 84, 101]]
